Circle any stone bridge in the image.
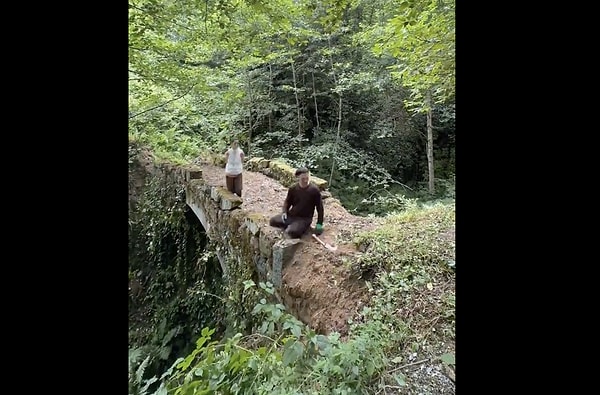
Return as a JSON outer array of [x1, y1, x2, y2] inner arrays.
[[161, 158, 328, 297]]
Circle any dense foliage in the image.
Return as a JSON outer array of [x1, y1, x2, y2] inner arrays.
[[129, 0, 455, 205], [129, 0, 455, 393], [128, 154, 227, 381], [129, 201, 455, 394]]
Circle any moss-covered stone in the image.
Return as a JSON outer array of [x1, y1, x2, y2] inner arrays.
[[183, 165, 202, 181], [269, 160, 297, 187], [310, 175, 328, 191], [247, 157, 270, 172], [255, 159, 329, 191], [259, 227, 280, 259], [244, 213, 264, 236], [210, 186, 223, 203], [209, 152, 227, 167], [220, 192, 243, 210], [257, 158, 270, 169]]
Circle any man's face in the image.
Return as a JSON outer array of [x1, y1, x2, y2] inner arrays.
[[231, 141, 238, 149], [298, 172, 309, 187]]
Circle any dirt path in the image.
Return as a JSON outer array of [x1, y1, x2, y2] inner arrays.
[[199, 162, 382, 335]]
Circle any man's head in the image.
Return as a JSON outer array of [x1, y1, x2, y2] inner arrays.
[[231, 139, 239, 149], [295, 167, 310, 188]]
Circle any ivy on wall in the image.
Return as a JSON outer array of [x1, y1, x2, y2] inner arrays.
[[128, 148, 273, 380], [129, 160, 226, 377]]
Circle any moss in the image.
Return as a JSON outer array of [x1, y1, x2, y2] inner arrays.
[[128, 160, 226, 370], [247, 157, 266, 171], [220, 212, 262, 335], [269, 160, 296, 187], [246, 212, 268, 223]]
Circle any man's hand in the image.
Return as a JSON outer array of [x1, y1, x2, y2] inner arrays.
[[315, 223, 323, 235], [281, 213, 288, 222]]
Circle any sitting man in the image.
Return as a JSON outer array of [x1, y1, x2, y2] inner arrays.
[[269, 167, 324, 238]]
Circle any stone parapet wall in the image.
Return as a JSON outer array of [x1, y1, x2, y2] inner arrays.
[[246, 157, 328, 191], [158, 163, 303, 298]]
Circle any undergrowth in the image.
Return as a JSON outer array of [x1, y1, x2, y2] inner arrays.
[[129, 201, 455, 395]]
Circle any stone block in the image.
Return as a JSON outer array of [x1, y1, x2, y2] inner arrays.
[[269, 160, 297, 187], [254, 255, 267, 280], [244, 214, 264, 236], [310, 176, 328, 191], [259, 228, 279, 258], [220, 192, 243, 210], [250, 235, 260, 250], [263, 159, 328, 190], [210, 187, 223, 203], [185, 166, 202, 181], [247, 157, 264, 171], [258, 158, 270, 169], [272, 239, 303, 288]]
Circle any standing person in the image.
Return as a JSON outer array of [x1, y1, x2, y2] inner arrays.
[[224, 139, 244, 197], [269, 167, 324, 238]]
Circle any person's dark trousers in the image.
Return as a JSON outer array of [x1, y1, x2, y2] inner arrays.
[[225, 174, 243, 197], [269, 215, 312, 238]]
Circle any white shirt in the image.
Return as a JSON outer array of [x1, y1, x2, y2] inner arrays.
[[225, 148, 244, 175]]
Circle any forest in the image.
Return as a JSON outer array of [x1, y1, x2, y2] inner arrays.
[[129, 0, 455, 393]]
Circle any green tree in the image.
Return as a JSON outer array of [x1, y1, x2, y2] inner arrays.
[[374, 0, 455, 193]]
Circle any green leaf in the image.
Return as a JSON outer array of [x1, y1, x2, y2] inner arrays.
[[248, 357, 258, 370], [160, 357, 184, 380], [438, 352, 455, 366], [366, 361, 375, 375], [201, 327, 215, 338], [291, 325, 302, 338], [260, 321, 268, 334], [129, 348, 143, 369], [243, 280, 255, 290], [393, 372, 407, 386], [178, 353, 195, 371], [282, 340, 304, 366], [196, 335, 208, 349], [159, 345, 172, 360], [283, 320, 302, 338], [153, 382, 169, 395], [140, 376, 158, 391]]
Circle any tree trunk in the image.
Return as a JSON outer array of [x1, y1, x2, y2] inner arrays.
[[328, 36, 343, 188], [268, 63, 273, 133], [291, 60, 302, 139], [426, 92, 435, 194], [311, 71, 320, 137], [247, 74, 253, 157]]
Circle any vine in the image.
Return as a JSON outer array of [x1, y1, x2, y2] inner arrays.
[[129, 152, 227, 385]]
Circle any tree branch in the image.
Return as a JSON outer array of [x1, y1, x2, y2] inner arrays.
[[128, 69, 178, 84], [128, 84, 196, 120]]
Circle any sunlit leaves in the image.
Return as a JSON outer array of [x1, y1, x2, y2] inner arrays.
[[387, 0, 455, 109], [359, 0, 454, 112]]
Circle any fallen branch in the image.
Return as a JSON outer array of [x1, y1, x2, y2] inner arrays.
[[388, 358, 430, 374]]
